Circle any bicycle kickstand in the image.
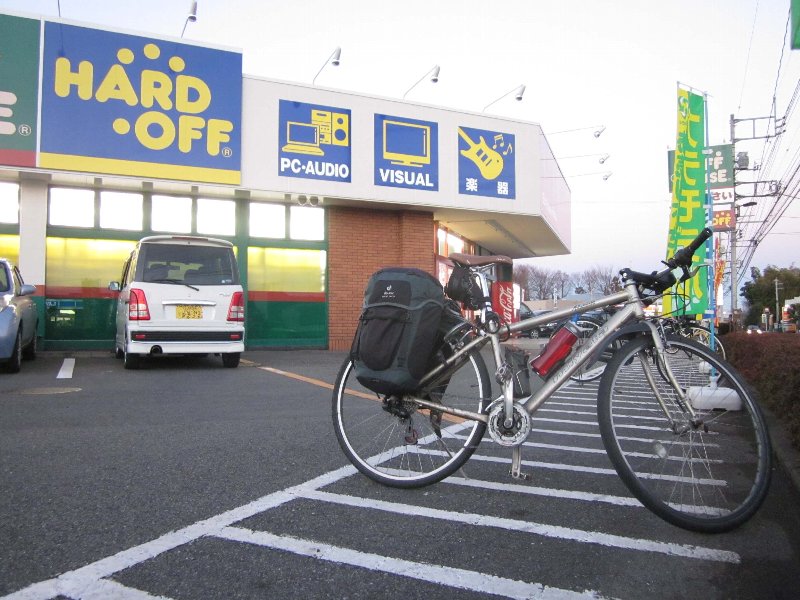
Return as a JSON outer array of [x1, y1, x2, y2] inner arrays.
[[509, 446, 531, 481]]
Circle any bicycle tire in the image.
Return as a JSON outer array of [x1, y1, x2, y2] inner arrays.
[[570, 316, 610, 383], [332, 348, 490, 488], [597, 334, 771, 533]]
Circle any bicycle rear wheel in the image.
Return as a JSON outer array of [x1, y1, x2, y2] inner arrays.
[[598, 335, 771, 533], [332, 348, 490, 488]]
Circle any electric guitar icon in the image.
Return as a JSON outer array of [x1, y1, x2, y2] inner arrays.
[[458, 127, 504, 180]]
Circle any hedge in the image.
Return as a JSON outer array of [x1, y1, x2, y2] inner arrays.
[[723, 331, 800, 452]]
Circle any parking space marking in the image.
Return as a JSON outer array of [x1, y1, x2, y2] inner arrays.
[[217, 526, 603, 600], [299, 489, 740, 563], [56, 358, 75, 379]]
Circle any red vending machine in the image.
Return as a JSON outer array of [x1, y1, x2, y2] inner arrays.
[[490, 261, 516, 325]]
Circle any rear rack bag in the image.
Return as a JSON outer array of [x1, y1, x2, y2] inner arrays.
[[350, 268, 445, 395]]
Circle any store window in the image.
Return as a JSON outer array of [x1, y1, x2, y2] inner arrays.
[[152, 195, 192, 233], [100, 191, 143, 231], [0, 182, 19, 224], [50, 187, 94, 227], [249, 202, 285, 238], [197, 198, 235, 236], [437, 227, 465, 256], [289, 205, 324, 241]]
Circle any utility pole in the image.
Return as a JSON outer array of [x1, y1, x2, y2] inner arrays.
[[729, 110, 784, 330], [775, 278, 783, 331], [730, 115, 738, 330]]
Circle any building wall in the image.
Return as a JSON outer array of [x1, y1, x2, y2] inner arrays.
[[327, 206, 434, 351]]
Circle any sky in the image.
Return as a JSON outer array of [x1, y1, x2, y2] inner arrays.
[[1, 0, 799, 286]]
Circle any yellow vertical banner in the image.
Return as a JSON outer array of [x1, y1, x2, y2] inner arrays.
[[665, 87, 708, 315]]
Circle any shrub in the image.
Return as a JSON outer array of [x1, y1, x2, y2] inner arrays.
[[724, 332, 800, 452]]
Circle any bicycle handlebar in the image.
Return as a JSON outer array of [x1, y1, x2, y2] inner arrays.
[[666, 227, 713, 270], [619, 227, 713, 297]]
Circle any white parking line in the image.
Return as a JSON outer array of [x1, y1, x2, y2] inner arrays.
[[300, 489, 740, 563], [218, 526, 604, 600], [56, 358, 75, 379]]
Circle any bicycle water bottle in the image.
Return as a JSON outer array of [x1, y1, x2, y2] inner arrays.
[[530, 320, 580, 378]]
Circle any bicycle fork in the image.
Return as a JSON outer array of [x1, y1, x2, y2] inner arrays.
[[638, 324, 699, 433]]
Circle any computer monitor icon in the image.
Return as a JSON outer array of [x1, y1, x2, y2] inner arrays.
[[382, 120, 431, 167], [282, 122, 324, 156]]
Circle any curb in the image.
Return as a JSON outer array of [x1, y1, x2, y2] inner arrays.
[[762, 405, 800, 494]]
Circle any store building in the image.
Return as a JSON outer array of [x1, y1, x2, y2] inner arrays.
[[0, 11, 570, 351]]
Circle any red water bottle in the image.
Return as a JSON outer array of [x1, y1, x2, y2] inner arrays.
[[530, 321, 579, 378]]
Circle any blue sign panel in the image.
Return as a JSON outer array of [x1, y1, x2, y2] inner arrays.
[[373, 114, 438, 191], [39, 22, 242, 184], [457, 126, 515, 199], [278, 100, 351, 182]]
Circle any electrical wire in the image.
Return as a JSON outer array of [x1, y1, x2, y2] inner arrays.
[[737, 0, 761, 111]]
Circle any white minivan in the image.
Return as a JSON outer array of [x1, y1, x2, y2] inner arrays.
[[109, 236, 245, 369]]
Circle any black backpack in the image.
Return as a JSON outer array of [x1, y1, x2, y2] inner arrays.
[[350, 267, 445, 395]]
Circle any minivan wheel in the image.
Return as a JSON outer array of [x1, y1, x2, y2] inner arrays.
[[124, 350, 140, 370], [222, 353, 240, 368]]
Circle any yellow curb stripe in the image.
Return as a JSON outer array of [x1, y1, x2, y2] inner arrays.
[[258, 365, 465, 423], [258, 366, 374, 399]]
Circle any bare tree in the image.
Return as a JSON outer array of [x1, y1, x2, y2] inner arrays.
[[580, 265, 619, 298], [515, 264, 576, 301]]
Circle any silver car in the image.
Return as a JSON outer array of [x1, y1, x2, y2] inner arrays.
[[0, 258, 38, 373]]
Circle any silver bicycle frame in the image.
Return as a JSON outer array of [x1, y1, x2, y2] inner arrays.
[[413, 279, 692, 427], [411, 278, 695, 478]]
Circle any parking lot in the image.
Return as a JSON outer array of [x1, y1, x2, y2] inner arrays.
[[2, 349, 800, 599]]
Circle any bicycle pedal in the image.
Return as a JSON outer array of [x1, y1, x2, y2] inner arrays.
[[509, 468, 531, 482]]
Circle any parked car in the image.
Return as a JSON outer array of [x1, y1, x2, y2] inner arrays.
[[0, 258, 38, 373], [518, 305, 559, 338], [108, 236, 245, 369]]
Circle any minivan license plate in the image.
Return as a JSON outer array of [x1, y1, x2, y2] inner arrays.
[[176, 305, 202, 319]]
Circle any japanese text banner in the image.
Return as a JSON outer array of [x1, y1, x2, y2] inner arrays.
[[665, 88, 708, 315]]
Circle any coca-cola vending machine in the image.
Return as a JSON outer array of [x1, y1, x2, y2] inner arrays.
[[490, 261, 517, 325]]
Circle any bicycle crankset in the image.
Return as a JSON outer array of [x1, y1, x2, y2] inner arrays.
[[486, 399, 531, 447]]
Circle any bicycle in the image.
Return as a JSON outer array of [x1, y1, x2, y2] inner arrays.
[[658, 314, 728, 359], [332, 229, 772, 533]]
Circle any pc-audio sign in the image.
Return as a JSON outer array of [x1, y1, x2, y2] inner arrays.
[[278, 100, 351, 182], [39, 22, 242, 185]]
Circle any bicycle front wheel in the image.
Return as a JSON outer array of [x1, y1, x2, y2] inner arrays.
[[332, 349, 490, 488], [598, 335, 771, 533]]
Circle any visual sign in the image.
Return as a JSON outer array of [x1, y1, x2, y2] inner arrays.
[[39, 22, 242, 184], [0, 14, 40, 168], [373, 114, 438, 191], [278, 100, 351, 182], [457, 126, 515, 199]]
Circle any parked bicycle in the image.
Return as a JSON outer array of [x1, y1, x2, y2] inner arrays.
[[333, 229, 772, 533], [658, 313, 727, 359]]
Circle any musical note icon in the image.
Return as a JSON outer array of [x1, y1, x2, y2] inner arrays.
[[492, 133, 504, 149]]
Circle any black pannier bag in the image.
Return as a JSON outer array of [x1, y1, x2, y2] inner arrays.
[[351, 268, 445, 395], [445, 265, 485, 310], [504, 346, 532, 398]]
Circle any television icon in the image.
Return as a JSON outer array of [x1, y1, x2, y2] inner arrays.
[[282, 121, 325, 156], [382, 120, 431, 167]]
